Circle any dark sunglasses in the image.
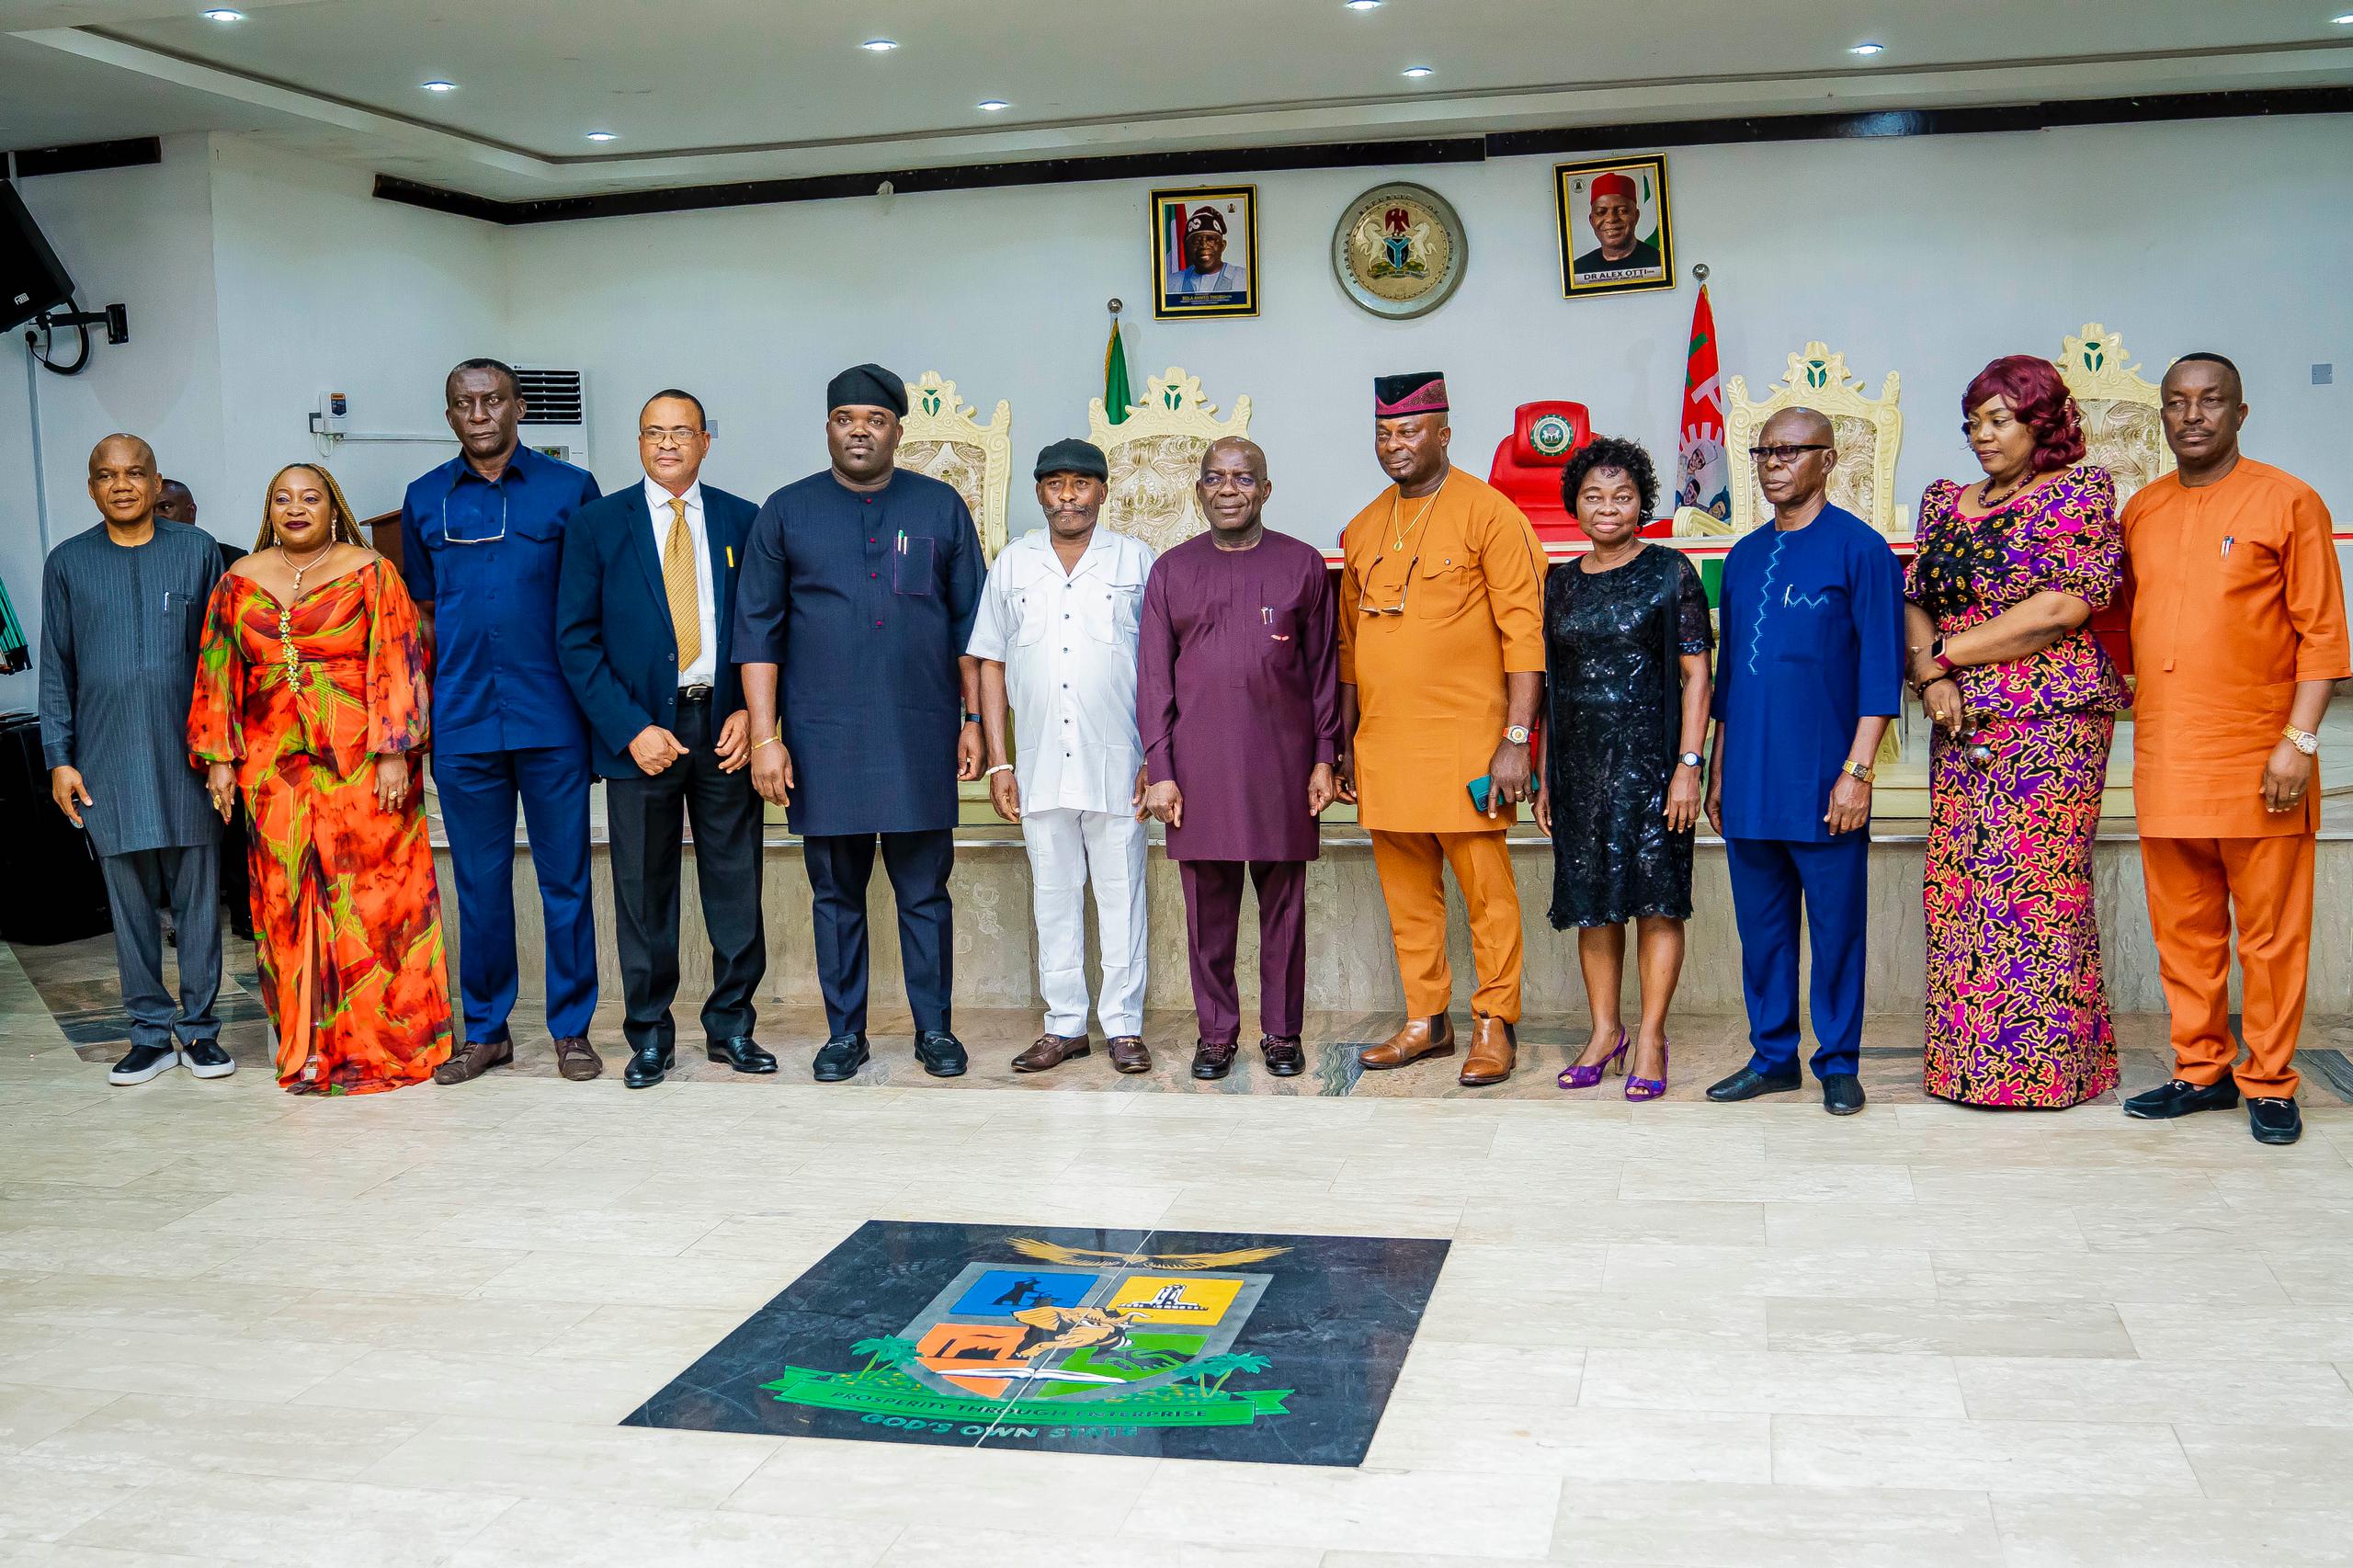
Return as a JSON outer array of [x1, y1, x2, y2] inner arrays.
[[1748, 444, 1833, 464]]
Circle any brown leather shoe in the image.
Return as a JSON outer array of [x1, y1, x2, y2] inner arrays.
[[1108, 1036, 1151, 1074], [1191, 1040, 1237, 1080], [552, 1036, 603, 1082], [1460, 1012, 1517, 1085], [433, 1034, 513, 1085], [1013, 1033, 1090, 1073], [1261, 1035, 1304, 1077], [1358, 1014, 1455, 1071]]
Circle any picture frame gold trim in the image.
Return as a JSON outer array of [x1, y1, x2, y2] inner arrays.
[[1151, 184, 1260, 321], [1554, 154, 1676, 300]]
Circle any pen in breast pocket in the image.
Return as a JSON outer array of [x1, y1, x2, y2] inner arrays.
[[2221, 536, 2234, 559], [1261, 606, 1272, 623], [725, 545, 734, 569], [897, 530, 906, 554]]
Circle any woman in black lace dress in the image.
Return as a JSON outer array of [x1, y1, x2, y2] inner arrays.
[[1532, 437, 1715, 1099]]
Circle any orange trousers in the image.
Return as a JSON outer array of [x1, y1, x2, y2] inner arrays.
[[1369, 828, 1523, 1023], [2140, 834, 2315, 1098]]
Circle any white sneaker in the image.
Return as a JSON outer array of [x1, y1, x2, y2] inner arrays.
[[108, 1042, 181, 1085], [183, 1040, 236, 1080]]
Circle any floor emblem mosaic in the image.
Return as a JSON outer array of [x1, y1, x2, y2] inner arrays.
[[626, 1221, 1449, 1465]]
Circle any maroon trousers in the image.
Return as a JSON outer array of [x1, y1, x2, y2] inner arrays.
[[1179, 860, 1307, 1046]]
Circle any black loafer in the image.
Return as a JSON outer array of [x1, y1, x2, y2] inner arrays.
[[813, 1033, 870, 1083], [2122, 1077, 2240, 1120], [622, 1041, 676, 1090], [1260, 1035, 1304, 1077], [915, 1030, 968, 1078], [1707, 1065, 1802, 1102], [1822, 1073, 1866, 1116], [1192, 1040, 1237, 1080], [183, 1039, 236, 1081], [2248, 1096, 2302, 1145], [706, 1036, 778, 1074]]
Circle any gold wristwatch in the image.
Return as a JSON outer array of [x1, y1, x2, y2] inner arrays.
[[1840, 759, 1876, 783], [2283, 724, 2320, 756]]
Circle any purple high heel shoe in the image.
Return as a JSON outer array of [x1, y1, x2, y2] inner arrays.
[[1558, 1028, 1628, 1090], [1625, 1037, 1669, 1102]]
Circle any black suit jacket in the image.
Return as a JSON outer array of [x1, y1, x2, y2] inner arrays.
[[557, 481, 756, 779]]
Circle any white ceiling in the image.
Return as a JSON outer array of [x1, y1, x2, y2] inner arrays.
[[5, 0, 2350, 200]]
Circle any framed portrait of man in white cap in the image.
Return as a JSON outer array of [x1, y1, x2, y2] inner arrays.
[[1151, 185, 1258, 320], [1555, 154, 1675, 299]]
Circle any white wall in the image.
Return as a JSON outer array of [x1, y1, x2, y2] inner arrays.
[[508, 113, 2353, 544]]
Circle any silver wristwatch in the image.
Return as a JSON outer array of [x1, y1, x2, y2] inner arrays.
[[1677, 751, 1704, 769], [1505, 725, 1531, 745]]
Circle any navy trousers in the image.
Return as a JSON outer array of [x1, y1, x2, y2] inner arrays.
[[1723, 833, 1868, 1081], [100, 844, 221, 1051], [802, 829, 954, 1040], [433, 745, 597, 1043]]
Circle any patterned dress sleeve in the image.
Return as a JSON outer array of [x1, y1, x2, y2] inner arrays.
[[365, 560, 431, 756], [1903, 481, 1960, 604], [1674, 551, 1715, 654], [2033, 467, 2122, 611], [187, 573, 246, 767]]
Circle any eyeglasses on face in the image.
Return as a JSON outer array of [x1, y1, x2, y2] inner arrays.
[[1748, 444, 1833, 465], [639, 426, 705, 446]]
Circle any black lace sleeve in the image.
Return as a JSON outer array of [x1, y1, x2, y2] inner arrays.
[[1674, 551, 1714, 655]]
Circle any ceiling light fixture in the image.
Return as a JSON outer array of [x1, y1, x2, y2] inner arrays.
[[1346, 1, 1384, 10], [859, 38, 899, 51], [977, 100, 1009, 111], [1402, 64, 1434, 77], [1849, 41, 1885, 55], [585, 131, 618, 142], [2336, 13, 2353, 22], [420, 80, 458, 92], [200, 8, 244, 20]]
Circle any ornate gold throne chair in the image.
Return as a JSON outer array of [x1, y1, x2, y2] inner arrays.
[[898, 371, 1014, 562], [1721, 343, 1907, 540], [1086, 366, 1253, 553], [2055, 323, 2172, 509]]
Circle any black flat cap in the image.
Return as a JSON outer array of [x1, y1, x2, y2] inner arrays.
[[1033, 437, 1108, 482], [825, 363, 908, 417]]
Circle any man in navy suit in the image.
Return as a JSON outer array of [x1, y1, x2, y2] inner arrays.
[[558, 390, 770, 1088]]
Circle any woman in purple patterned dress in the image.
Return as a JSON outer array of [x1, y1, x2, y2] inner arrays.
[[1904, 355, 2127, 1108]]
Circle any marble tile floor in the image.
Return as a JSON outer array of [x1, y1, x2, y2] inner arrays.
[[6, 938, 2353, 1565]]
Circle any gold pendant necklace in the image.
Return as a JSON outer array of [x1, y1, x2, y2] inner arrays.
[[278, 540, 335, 676], [1388, 472, 1447, 552]]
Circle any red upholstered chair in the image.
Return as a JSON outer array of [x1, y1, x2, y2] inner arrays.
[[1486, 401, 1593, 542]]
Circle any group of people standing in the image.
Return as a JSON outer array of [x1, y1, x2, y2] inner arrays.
[[32, 347, 2344, 1145]]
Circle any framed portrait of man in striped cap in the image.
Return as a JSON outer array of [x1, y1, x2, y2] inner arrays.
[[1151, 185, 1258, 320]]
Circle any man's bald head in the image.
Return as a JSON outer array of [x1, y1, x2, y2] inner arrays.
[[88, 433, 155, 477], [1199, 436, 1267, 483], [1760, 407, 1835, 449]]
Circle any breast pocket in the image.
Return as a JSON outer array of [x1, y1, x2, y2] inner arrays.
[[1772, 580, 1847, 664], [1086, 579, 1143, 644], [1012, 587, 1050, 646], [160, 590, 201, 655], [1415, 553, 1475, 621], [892, 536, 937, 597]]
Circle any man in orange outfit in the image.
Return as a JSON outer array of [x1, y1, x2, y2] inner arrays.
[[2120, 352, 2348, 1146], [1337, 371, 1547, 1086]]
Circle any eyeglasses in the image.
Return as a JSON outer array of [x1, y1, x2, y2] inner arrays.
[[639, 426, 704, 447], [1748, 444, 1833, 465], [438, 488, 509, 546]]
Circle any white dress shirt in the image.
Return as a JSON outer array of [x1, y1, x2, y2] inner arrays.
[[966, 525, 1157, 815], [644, 476, 717, 687]]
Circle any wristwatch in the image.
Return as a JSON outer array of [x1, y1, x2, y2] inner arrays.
[[1504, 725, 1531, 745], [962, 711, 983, 725], [1677, 751, 1704, 769], [2284, 723, 2321, 756], [1840, 759, 1876, 783]]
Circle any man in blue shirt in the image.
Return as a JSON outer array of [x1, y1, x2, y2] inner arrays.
[[1703, 408, 1904, 1116], [734, 363, 985, 1083], [400, 358, 604, 1085]]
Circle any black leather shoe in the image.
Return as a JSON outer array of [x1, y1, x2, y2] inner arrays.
[[2122, 1077, 2240, 1119], [813, 1034, 870, 1082], [915, 1030, 968, 1078], [1192, 1040, 1237, 1080], [622, 1041, 676, 1090], [707, 1036, 778, 1074], [1260, 1036, 1304, 1077], [1707, 1065, 1802, 1102], [2248, 1096, 2302, 1145], [1822, 1073, 1865, 1116]]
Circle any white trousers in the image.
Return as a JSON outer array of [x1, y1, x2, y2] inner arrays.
[[1021, 807, 1148, 1037]]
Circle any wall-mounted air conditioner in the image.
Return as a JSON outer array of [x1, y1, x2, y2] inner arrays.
[[514, 365, 587, 466]]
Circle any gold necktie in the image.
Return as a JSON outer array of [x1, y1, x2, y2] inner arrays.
[[664, 496, 701, 670]]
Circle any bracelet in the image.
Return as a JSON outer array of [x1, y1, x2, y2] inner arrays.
[[983, 763, 1014, 778], [752, 736, 779, 752]]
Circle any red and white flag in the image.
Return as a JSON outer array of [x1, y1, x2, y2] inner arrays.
[[1676, 285, 1731, 523]]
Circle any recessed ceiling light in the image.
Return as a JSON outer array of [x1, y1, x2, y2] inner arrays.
[[200, 8, 244, 20], [420, 80, 458, 92], [859, 38, 899, 51], [2336, 13, 2353, 23], [976, 100, 1009, 112], [1849, 41, 1886, 55], [1402, 65, 1434, 77], [585, 131, 618, 142], [1346, 1, 1384, 10]]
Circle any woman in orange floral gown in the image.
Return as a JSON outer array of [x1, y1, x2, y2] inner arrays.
[[188, 463, 453, 1093]]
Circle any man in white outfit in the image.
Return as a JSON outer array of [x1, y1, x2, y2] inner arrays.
[[969, 438, 1155, 1074]]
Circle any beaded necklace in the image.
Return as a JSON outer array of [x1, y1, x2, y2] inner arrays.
[[276, 540, 335, 676]]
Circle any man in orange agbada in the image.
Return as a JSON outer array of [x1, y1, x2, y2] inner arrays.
[[1337, 371, 1547, 1086], [2120, 352, 2348, 1147]]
